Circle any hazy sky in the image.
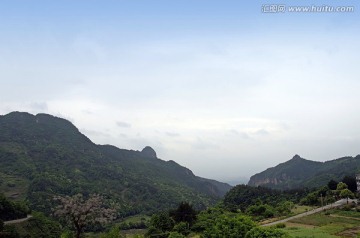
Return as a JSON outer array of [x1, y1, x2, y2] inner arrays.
[[1, 1, 359, 183]]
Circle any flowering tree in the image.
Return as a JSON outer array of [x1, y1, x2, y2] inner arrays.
[[54, 193, 115, 238]]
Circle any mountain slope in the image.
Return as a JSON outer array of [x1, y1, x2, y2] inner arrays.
[[248, 154, 360, 189], [0, 111, 231, 217]]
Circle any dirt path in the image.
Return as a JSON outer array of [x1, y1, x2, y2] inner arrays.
[[4, 215, 33, 225], [262, 199, 354, 227]]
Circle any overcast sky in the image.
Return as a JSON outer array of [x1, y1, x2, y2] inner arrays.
[[0, 1, 359, 183]]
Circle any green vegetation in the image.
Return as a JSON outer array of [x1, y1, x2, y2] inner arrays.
[[248, 154, 360, 189], [0, 112, 231, 219], [1, 212, 61, 238], [223, 184, 307, 212], [0, 193, 29, 221], [3, 111, 360, 238], [285, 209, 360, 238]]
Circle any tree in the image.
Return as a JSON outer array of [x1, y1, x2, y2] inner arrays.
[[173, 222, 190, 236], [336, 182, 348, 191], [328, 180, 338, 190], [146, 211, 175, 237], [170, 202, 197, 226], [339, 189, 354, 203], [342, 176, 357, 192], [54, 194, 115, 238], [202, 214, 255, 238]]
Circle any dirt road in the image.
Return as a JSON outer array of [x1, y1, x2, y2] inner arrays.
[[4, 215, 33, 225]]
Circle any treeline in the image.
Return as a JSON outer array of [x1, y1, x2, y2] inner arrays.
[[101, 202, 289, 238], [223, 184, 309, 211]]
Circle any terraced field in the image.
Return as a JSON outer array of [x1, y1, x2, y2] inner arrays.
[[285, 210, 360, 238]]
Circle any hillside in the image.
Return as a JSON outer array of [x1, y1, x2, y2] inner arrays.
[[248, 154, 360, 189], [0, 111, 231, 217]]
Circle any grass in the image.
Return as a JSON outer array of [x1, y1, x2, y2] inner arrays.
[[285, 226, 339, 238], [291, 205, 314, 215], [328, 209, 360, 219], [283, 209, 360, 238]]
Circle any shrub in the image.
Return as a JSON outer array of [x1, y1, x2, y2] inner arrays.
[[274, 223, 286, 228]]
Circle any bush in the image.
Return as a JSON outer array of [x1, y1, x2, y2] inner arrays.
[[245, 227, 290, 238], [203, 214, 256, 238], [168, 232, 185, 238], [274, 223, 286, 228], [173, 222, 190, 236]]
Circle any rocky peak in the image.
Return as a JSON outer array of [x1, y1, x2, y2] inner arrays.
[[291, 154, 303, 160], [141, 146, 157, 159]]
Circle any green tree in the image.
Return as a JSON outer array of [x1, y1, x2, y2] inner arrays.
[[246, 204, 275, 219], [276, 201, 294, 216], [327, 180, 338, 190], [342, 176, 357, 192], [146, 211, 175, 237], [173, 222, 190, 236], [337, 182, 348, 191], [340, 188, 354, 203], [202, 214, 255, 238], [150, 212, 175, 232], [170, 202, 197, 226]]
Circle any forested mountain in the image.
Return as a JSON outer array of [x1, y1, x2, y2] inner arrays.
[[0, 111, 231, 217], [248, 154, 360, 189]]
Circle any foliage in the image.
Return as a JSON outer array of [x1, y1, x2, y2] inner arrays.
[[245, 227, 290, 238], [327, 179, 338, 190], [337, 182, 348, 191], [191, 206, 225, 232], [224, 184, 308, 211], [0, 112, 230, 218], [168, 232, 185, 238], [276, 201, 294, 216], [201, 214, 255, 238], [170, 202, 197, 226], [339, 189, 354, 199], [100, 226, 124, 238], [54, 193, 115, 238], [0, 193, 29, 221], [173, 222, 190, 236], [342, 176, 357, 192], [2, 211, 61, 238], [246, 204, 275, 220], [146, 211, 175, 237], [248, 154, 360, 190], [300, 191, 319, 205]]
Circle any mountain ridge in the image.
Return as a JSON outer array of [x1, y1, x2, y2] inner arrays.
[[248, 154, 360, 189], [0, 111, 231, 217]]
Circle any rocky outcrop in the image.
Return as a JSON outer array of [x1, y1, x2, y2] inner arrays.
[[141, 146, 157, 159]]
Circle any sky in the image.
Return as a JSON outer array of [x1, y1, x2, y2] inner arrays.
[[0, 0, 359, 184]]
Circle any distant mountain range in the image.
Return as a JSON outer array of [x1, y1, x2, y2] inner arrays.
[[0, 112, 231, 216], [248, 154, 360, 190]]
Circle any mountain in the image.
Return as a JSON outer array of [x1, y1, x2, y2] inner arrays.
[[0, 111, 231, 217], [248, 154, 360, 189]]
